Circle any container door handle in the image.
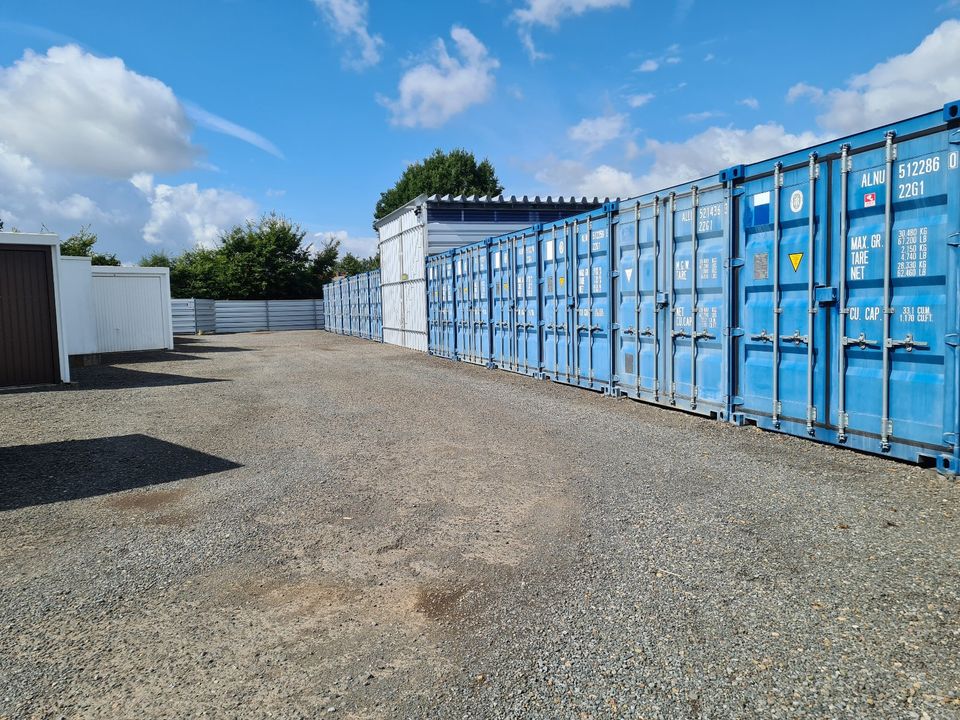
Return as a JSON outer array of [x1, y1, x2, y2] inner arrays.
[[751, 329, 774, 343], [842, 332, 878, 349], [886, 334, 929, 352], [780, 330, 809, 345]]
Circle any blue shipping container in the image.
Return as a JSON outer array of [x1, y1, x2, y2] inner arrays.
[[418, 101, 960, 474], [427, 252, 456, 358], [322, 270, 383, 342]]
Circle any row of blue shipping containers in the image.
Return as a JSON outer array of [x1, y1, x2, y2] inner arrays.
[[322, 270, 383, 341], [425, 102, 960, 475]]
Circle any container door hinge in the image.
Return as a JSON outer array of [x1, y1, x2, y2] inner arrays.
[[724, 257, 745, 269], [729, 395, 744, 406], [943, 432, 959, 446], [949, 128, 960, 144], [724, 327, 745, 337], [947, 232, 960, 247], [731, 187, 746, 197], [945, 334, 959, 347], [610, 270, 620, 278], [655, 292, 669, 307], [611, 323, 621, 330]]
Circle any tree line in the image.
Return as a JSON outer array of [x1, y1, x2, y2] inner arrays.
[[62, 216, 378, 300], [8, 148, 502, 300]]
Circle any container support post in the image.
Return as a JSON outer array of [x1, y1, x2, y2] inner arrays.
[[837, 145, 851, 441], [653, 198, 661, 402], [806, 153, 819, 435], [690, 187, 700, 409], [881, 132, 897, 450], [633, 201, 641, 398], [772, 163, 783, 428]]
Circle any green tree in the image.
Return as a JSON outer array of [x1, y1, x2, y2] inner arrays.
[[60, 226, 121, 266], [335, 252, 380, 276], [374, 148, 503, 222], [311, 237, 341, 287], [139, 251, 173, 267], [170, 247, 225, 299]]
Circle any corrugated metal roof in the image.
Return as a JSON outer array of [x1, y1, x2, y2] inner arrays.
[[425, 194, 617, 204], [375, 192, 613, 228]]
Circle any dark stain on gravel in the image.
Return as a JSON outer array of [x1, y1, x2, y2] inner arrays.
[[414, 586, 470, 620], [108, 487, 191, 512]]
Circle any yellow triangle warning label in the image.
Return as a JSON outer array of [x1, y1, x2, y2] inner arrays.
[[789, 252, 803, 272]]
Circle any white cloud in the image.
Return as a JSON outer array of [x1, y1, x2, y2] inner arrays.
[[314, 229, 378, 257], [625, 139, 640, 160], [133, 174, 258, 249], [266, 188, 287, 198], [637, 59, 659, 72], [512, 0, 630, 60], [379, 26, 498, 129], [0, 45, 196, 177], [312, 0, 383, 70], [786, 81, 823, 104], [535, 158, 642, 198], [567, 113, 627, 152], [683, 110, 723, 122], [627, 92, 654, 108], [738, 97, 759, 109], [184, 102, 283, 159], [636, 123, 823, 191], [665, 56, 681, 65], [789, 20, 960, 134], [535, 122, 823, 201], [703, 52, 715, 62]]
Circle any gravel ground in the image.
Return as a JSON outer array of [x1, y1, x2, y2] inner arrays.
[[0, 330, 957, 719]]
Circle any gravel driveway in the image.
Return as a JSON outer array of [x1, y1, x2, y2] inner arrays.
[[0, 331, 957, 719]]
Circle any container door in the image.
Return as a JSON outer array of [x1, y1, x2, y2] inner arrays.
[[471, 245, 488, 364], [573, 213, 611, 390], [736, 155, 831, 435], [455, 252, 469, 362], [836, 133, 957, 464], [513, 233, 540, 375], [658, 187, 731, 415], [614, 200, 661, 400], [541, 225, 570, 381]]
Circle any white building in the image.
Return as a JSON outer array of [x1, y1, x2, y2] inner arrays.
[[375, 194, 602, 351]]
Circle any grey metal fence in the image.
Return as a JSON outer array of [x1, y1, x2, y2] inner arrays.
[[172, 298, 325, 334]]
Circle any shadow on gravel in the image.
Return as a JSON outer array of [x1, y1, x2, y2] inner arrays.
[[87, 350, 211, 365], [78, 366, 226, 392], [0, 434, 242, 511], [174, 338, 255, 354]]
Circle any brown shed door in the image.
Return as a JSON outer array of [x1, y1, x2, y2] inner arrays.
[[0, 244, 60, 387]]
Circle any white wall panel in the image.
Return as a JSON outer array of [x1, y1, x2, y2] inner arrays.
[[59, 256, 97, 355]]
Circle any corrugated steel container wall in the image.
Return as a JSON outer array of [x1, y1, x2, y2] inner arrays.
[[452, 241, 492, 365], [730, 104, 960, 473], [370, 270, 383, 341], [91, 268, 173, 352], [491, 229, 541, 377], [427, 253, 456, 358]]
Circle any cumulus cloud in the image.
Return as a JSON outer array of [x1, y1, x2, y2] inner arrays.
[[738, 97, 759, 110], [312, 0, 383, 70], [789, 20, 960, 134], [133, 173, 258, 249], [314, 229, 378, 257], [512, 0, 630, 60], [636, 59, 658, 72], [683, 110, 723, 122], [536, 122, 823, 201], [0, 45, 196, 177], [567, 113, 627, 152], [627, 92, 654, 108], [379, 26, 498, 128]]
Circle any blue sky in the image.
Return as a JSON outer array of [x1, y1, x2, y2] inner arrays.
[[1, 0, 959, 262]]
